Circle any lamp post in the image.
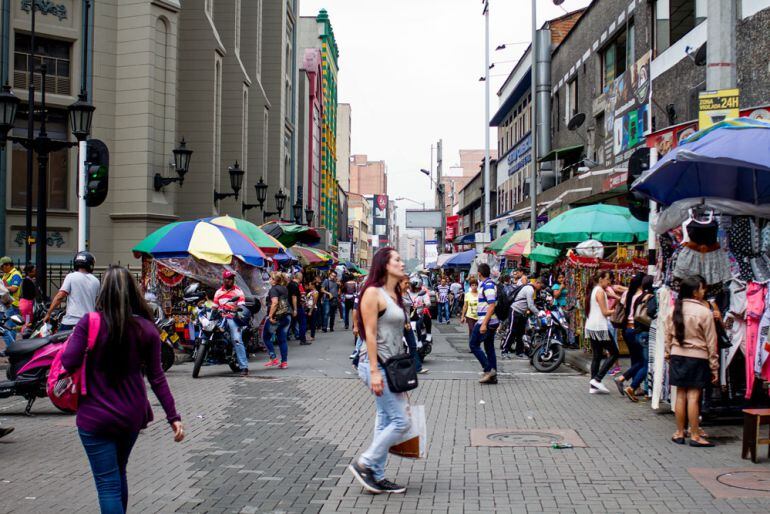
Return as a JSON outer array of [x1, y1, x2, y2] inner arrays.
[[213, 161, 245, 206], [153, 138, 193, 191], [305, 207, 314, 226], [292, 200, 303, 224], [264, 189, 287, 220], [241, 176, 268, 219]]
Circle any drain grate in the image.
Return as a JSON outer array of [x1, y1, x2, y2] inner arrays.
[[470, 428, 587, 448], [689, 468, 770, 499]]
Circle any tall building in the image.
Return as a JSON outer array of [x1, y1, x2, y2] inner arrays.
[[299, 9, 339, 244], [441, 149, 497, 216], [262, 0, 299, 210], [336, 103, 351, 192], [348, 194, 371, 266], [349, 154, 387, 196], [297, 48, 323, 225]]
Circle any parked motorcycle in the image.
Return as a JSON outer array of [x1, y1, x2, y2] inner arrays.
[[0, 319, 72, 415], [155, 317, 178, 372], [21, 306, 64, 340], [191, 297, 248, 378]]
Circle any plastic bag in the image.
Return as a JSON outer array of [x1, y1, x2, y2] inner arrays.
[[389, 404, 427, 459]]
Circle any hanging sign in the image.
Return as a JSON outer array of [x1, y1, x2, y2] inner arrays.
[[698, 88, 740, 130]]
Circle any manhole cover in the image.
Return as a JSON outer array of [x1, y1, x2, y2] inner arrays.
[[470, 428, 586, 447], [689, 468, 770, 499], [487, 431, 563, 445], [716, 471, 770, 492]]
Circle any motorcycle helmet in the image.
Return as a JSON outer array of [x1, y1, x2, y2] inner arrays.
[[409, 273, 422, 289], [73, 251, 95, 272]]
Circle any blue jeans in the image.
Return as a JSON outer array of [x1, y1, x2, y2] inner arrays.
[[403, 326, 423, 372], [630, 331, 649, 389], [322, 298, 337, 330], [262, 315, 291, 362], [343, 298, 355, 328], [438, 302, 450, 323], [225, 318, 249, 370], [469, 322, 498, 372], [294, 305, 307, 343], [79, 429, 139, 514], [621, 327, 644, 385], [357, 358, 411, 481]]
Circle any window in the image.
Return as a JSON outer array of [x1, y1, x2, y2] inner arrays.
[[14, 33, 71, 95], [601, 21, 634, 89], [566, 79, 578, 124], [653, 0, 705, 54], [11, 108, 69, 209]]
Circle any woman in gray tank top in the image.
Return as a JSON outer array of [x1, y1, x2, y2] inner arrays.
[[348, 247, 412, 495]]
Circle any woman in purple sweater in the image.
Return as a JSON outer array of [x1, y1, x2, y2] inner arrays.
[[62, 266, 184, 513]]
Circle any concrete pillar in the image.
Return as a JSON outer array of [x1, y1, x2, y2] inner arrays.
[[706, 0, 737, 90]]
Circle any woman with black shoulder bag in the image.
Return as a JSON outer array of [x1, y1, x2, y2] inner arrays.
[[348, 247, 413, 495]]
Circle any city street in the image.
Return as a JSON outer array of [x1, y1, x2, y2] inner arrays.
[[1, 320, 768, 514]]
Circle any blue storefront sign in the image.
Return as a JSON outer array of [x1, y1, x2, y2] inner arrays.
[[507, 132, 532, 176]]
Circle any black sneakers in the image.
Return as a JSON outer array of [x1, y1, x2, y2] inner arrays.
[[348, 461, 383, 494], [376, 479, 406, 494]]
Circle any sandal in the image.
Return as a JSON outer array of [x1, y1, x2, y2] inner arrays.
[[671, 435, 685, 445], [689, 439, 715, 447]]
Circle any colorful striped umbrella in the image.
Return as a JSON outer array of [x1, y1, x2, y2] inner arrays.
[[292, 245, 334, 267], [133, 219, 268, 267], [501, 239, 532, 259], [492, 229, 531, 256], [206, 215, 286, 256], [261, 221, 321, 247]]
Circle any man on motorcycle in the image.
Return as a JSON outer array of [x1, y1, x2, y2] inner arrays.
[[213, 270, 249, 376], [502, 275, 545, 359], [406, 274, 431, 336], [44, 252, 100, 332]]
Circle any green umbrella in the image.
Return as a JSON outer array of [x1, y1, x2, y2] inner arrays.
[[485, 230, 516, 252], [261, 221, 321, 247], [527, 245, 561, 265], [534, 204, 648, 244]]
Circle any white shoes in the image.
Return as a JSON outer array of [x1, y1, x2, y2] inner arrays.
[[589, 379, 610, 394]]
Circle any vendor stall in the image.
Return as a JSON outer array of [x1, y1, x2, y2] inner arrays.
[[632, 118, 770, 415]]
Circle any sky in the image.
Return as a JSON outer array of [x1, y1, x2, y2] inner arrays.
[[298, 0, 592, 233]]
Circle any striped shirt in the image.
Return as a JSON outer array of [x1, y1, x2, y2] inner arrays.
[[476, 278, 498, 325]]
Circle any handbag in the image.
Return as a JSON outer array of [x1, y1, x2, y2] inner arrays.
[[389, 403, 427, 459], [274, 296, 290, 317], [633, 295, 652, 329], [609, 300, 626, 328], [378, 353, 418, 393]]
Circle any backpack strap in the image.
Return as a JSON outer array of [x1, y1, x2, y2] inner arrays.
[[80, 312, 101, 395]]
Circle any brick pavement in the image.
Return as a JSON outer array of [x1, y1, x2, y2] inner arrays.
[[0, 320, 768, 513]]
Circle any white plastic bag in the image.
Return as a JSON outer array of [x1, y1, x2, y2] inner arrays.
[[389, 404, 427, 459]]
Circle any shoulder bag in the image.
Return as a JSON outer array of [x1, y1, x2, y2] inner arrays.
[[609, 299, 626, 328], [378, 353, 418, 393], [633, 295, 652, 329]]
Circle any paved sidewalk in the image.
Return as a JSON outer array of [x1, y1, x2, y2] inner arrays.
[[0, 319, 768, 513]]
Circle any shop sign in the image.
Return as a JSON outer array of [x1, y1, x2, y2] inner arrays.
[[602, 170, 627, 191], [507, 133, 532, 176], [602, 51, 651, 167], [647, 104, 770, 157], [21, 0, 67, 20], [445, 215, 459, 241], [338, 241, 352, 261], [698, 88, 740, 130]]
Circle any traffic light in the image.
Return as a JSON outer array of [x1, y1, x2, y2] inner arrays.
[[85, 139, 109, 207], [626, 147, 650, 222]]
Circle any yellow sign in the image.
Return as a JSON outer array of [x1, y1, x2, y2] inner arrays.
[[699, 88, 740, 129]]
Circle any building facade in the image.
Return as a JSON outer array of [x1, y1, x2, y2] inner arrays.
[[348, 193, 371, 266], [297, 47, 323, 225], [336, 102, 351, 192], [349, 154, 387, 196], [299, 9, 339, 243]]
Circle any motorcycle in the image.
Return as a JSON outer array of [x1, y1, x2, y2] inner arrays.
[[155, 317, 178, 372], [191, 297, 249, 378], [408, 309, 433, 361], [0, 313, 72, 415], [22, 306, 64, 340], [523, 291, 566, 372]]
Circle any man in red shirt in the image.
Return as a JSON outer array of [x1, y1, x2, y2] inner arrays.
[[213, 270, 249, 375]]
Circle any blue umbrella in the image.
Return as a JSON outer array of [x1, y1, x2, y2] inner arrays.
[[444, 249, 476, 269], [632, 118, 770, 206]]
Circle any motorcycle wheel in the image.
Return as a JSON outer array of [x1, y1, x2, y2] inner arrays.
[[161, 344, 175, 372], [532, 343, 565, 373], [192, 342, 208, 378]]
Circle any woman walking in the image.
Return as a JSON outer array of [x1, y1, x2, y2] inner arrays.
[[585, 271, 619, 394], [348, 247, 411, 495], [61, 266, 183, 513], [263, 272, 291, 369], [665, 275, 718, 447], [305, 280, 319, 341], [460, 276, 479, 336], [615, 275, 654, 401]]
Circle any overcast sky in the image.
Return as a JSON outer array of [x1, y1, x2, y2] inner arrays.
[[299, 0, 592, 232]]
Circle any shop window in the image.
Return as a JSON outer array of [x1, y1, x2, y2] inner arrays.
[[566, 78, 578, 123], [653, 0, 706, 54], [10, 108, 69, 210], [601, 21, 634, 89], [14, 33, 71, 95]]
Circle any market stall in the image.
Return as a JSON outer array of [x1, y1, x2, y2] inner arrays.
[[632, 118, 770, 414]]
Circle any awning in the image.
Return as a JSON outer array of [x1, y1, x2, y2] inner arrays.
[[453, 233, 480, 245], [538, 144, 583, 163]]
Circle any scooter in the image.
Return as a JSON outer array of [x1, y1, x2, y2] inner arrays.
[[191, 297, 248, 378], [0, 321, 72, 415]]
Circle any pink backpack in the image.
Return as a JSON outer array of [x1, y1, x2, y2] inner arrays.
[[47, 312, 101, 413]]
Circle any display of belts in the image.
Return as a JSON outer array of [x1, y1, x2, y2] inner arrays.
[[633, 118, 770, 417]]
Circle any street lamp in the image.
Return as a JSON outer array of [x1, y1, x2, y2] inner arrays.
[[153, 138, 194, 191], [242, 177, 268, 217], [264, 189, 287, 220], [292, 200, 303, 224], [305, 207, 314, 226], [213, 161, 245, 204], [0, 84, 20, 142], [68, 92, 95, 142]]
